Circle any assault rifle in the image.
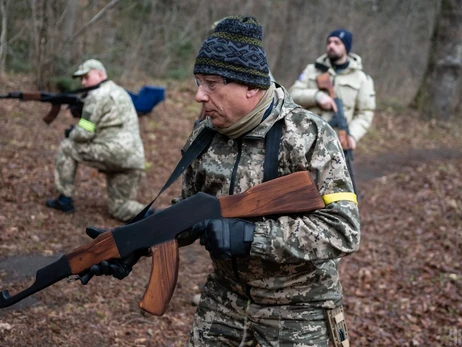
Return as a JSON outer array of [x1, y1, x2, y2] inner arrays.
[[0, 84, 101, 124], [0, 171, 324, 315], [316, 73, 358, 195]]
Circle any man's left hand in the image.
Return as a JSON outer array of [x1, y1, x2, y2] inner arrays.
[[64, 124, 75, 138]]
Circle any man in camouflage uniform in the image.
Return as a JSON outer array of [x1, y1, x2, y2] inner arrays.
[[289, 29, 375, 149], [45, 59, 146, 222], [81, 17, 359, 346], [179, 17, 360, 346]]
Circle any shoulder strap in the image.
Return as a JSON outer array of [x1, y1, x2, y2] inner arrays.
[[128, 127, 216, 223], [263, 119, 284, 182]]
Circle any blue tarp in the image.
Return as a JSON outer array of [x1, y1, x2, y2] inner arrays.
[[127, 85, 165, 114]]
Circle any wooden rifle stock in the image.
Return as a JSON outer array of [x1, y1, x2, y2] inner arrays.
[[316, 73, 349, 150], [316, 72, 337, 99], [141, 171, 324, 315]]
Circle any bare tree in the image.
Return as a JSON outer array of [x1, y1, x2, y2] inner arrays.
[[61, 0, 78, 61], [413, 0, 462, 121], [0, 0, 8, 75]]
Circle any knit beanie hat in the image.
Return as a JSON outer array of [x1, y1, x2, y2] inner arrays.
[[328, 29, 353, 53], [194, 16, 271, 89]]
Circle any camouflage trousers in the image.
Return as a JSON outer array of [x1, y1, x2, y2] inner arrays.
[[187, 278, 330, 347], [54, 139, 145, 222]]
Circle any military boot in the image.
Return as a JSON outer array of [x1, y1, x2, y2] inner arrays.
[[45, 194, 74, 213]]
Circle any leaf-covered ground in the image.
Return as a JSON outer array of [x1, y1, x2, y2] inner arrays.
[[0, 75, 461, 346]]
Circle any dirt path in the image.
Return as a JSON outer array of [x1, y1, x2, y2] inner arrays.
[[355, 147, 462, 182]]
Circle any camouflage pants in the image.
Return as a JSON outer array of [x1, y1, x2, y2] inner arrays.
[[187, 278, 329, 347], [54, 139, 145, 221]]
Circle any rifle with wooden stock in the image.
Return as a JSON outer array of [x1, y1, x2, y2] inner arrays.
[[316, 73, 358, 195], [0, 84, 101, 124], [0, 171, 325, 316]]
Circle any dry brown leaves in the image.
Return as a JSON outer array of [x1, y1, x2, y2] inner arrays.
[[0, 75, 461, 346]]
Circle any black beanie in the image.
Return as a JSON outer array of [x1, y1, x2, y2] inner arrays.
[[328, 29, 353, 53], [193, 16, 271, 89]]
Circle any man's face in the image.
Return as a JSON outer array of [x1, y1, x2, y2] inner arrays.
[[326, 37, 347, 62], [194, 74, 256, 129], [80, 69, 105, 87]]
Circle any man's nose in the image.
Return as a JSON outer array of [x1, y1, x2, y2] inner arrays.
[[195, 86, 209, 103]]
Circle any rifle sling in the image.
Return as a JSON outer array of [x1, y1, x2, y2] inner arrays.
[[130, 113, 286, 224], [128, 127, 217, 224], [263, 119, 284, 182]]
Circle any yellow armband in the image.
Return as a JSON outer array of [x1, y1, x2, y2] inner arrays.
[[77, 118, 96, 132], [322, 192, 357, 205]]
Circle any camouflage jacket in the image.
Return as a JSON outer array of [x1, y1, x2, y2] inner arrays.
[[289, 53, 375, 142], [69, 80, 145, 170], [180, 84, 360, 309]]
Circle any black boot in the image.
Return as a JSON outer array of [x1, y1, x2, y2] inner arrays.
[[45, 194, 74, 213]]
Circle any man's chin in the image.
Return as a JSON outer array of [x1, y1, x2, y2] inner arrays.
[[327, 53, 341, 62]]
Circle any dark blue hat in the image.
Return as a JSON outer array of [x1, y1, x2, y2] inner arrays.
[[328, 29, 353, 53]]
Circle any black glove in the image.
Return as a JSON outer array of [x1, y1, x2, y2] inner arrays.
[[64, 124, 75, 138], [194, 218, 255, 260], [79, 226, 150, 285], [69, 102, 84, 118]]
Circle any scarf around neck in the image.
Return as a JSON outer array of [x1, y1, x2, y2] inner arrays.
[[216, 83, 275, 139]]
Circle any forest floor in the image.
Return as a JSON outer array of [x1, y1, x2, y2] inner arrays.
[[0, 75, 461, 346]]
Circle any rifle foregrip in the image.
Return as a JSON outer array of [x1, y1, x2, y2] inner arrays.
[[219, 171, 325, 218], [67, 231, 120, 274], [139, 239, 179, 316]]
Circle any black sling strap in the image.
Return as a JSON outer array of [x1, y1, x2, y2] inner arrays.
[[128, 127, 216, 223], [263, 119, 284, 182], [130, 116, 284, 223]]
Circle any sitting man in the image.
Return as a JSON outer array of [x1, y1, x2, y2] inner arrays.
[[46, 59, 147, 222]]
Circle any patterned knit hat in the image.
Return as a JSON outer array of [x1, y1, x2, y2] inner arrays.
[[194, 16, 271, 89]]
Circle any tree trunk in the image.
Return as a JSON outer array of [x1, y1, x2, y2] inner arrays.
[[413, 0, 462, 121], [0, 0, 8, 76], [63, 0, 78, 62]]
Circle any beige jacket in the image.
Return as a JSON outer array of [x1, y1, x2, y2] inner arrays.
[[289, 53, 375, 142]]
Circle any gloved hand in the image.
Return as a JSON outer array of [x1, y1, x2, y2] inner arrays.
[[64, 124, 75, 138], [79, 226, 150, 285], [193, 218, 255, 260]]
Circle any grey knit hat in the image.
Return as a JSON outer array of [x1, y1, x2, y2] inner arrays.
[[193, 16, 271, 89]]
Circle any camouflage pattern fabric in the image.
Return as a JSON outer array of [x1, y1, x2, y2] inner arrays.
[[289, 53, 375, 142], [180, 84, 360, 345], [188, 275, 329, 346], [53, 80, 146, 221], [69, 80, 145, 170]]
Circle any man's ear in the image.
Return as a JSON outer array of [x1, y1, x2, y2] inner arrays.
[[97, 69, 107, 80], [246, 87, 261, 99]]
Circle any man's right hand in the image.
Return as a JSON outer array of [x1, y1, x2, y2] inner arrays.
[[315, 91, 338, 112], [79, 226, 150, 285]]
